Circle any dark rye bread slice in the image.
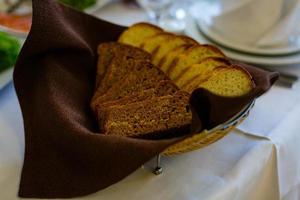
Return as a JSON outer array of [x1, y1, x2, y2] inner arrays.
[[98, 91, 192, 138], [93, 58, 149, 102], [95, 42, 151, 88], [98, 80, 179, 107], [91, 61, 169, 111], [95, 80, 179, 112]]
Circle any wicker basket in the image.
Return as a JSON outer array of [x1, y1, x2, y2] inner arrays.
[[152, 100, 255, 175], [163, 100, 255, 155]]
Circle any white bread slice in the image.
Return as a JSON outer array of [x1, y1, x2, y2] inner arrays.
[[118, 22, 163, 47], [167, 45, 225, 80], [175, 57, 231, 88], [183, 65, 255, 96], [151, 35, 198, 66], [159, 44, 194, 73]]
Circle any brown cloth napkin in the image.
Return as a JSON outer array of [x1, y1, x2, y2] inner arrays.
[[13, 0, 278, 198]]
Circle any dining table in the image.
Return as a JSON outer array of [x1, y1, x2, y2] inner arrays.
[[0, 1, 300, 200]]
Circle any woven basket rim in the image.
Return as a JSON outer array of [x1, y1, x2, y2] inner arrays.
[[163, 100, 255, 155], [205, 100, 255, 134]]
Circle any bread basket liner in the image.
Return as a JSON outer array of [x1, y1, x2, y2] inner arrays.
[[13, 0, 279, 198]]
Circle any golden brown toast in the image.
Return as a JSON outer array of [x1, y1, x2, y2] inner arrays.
[[118, 22, 163, 47], [151, 35, 198, 66], [159, 44, 194, 73], [183, 65, 255, 96], [175, 57, 231, 88], [140, 32, 175, 54], [167, 45, 225, 80]]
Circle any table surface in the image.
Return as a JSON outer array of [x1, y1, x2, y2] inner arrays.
[[1, 1, 300, 200]]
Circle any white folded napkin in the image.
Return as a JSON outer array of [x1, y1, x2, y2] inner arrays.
[[209, 0, 300, 47]]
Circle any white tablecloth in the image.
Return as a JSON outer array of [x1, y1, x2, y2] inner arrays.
[[1, 1, 300, 200]]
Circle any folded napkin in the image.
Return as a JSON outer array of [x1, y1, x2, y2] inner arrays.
[[210, 0, 300, 47], [13, 0, 278, 198]]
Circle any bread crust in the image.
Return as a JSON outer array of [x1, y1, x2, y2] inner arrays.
[[159, 44, 195, 72], [183, 64, 255, 95], [99, 91, 192, 138], [92, 61, 169, 109], [151, 34, 198, 66], [140, 32, 175, 53], [95, 42, 151, 88], [166, 44, 225, 80], [91, 23, 256, 138], [94, 80, 179, 113], [118, 22, 163, 47], [175, 57, 231, 87]]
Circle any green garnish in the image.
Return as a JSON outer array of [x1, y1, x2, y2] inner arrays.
[[59, 0, 97, 10], [0, 32, 21, 73]]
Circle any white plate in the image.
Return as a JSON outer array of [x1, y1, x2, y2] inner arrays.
[[185, 16, 300, 66], [197, 19, 300, 56], [0, 67, 13, 90]]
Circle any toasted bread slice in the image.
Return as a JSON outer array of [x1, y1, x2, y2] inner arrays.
[[96, 42, 151, 88], [167, 45, 225, 80], [95, 80, 179, 114], [175, 57, 231, 88], [92, 61, 168, 107], [94, 56, 149, 101], [151, 35, 198, 66], [140, 32, 175, 54], [159, 44, 194, 73], [118, 22, 163, 47], [98, 91, 192, 138], [183, 65, 255, 96]]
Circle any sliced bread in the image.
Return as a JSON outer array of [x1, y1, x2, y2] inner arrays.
[[95, 80, 179, 112], [152, 35, 198, 66], [96, 42, 151, 88], [140, 32, 175, 54], [118, 22, 163, 47], [93, 57, 149, 101], [166, 45, 225, 80], [183, 65, 255, 96], [92, 61, 168, 106], [175, 57, 231, 88], [159, 44, 193, 73], [98, 91, 192, 138]]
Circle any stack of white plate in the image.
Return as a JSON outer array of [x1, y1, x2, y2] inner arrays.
[[185, 15, 300, 67]]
